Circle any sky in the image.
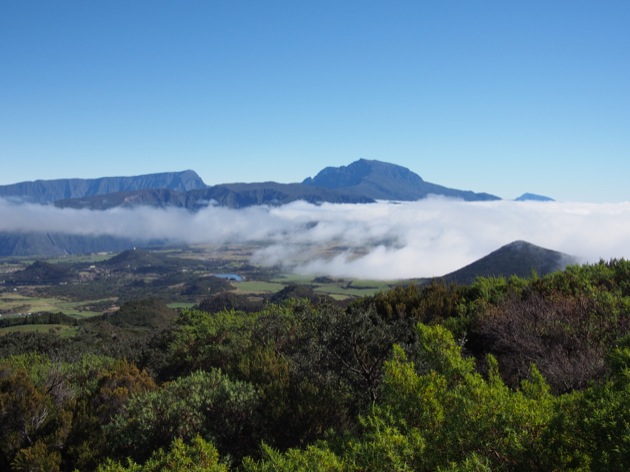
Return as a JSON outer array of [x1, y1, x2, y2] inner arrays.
[[1, 1, 629, 202]]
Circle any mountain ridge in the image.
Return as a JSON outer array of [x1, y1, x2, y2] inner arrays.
[[0, 170, 206, 204], [0, 159, 504, 212], [0, 159, 501, 208]]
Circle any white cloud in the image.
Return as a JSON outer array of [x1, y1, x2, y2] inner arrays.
[[1, 198, 630, 279]]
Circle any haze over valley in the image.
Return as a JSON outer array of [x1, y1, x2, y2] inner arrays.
[[1, 160, 627, 279]]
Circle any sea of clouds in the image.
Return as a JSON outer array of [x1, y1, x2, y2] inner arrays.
[[1, 197, 629, 279]]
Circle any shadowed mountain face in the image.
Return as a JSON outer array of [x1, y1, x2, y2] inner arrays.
[[303, 159, 500, 201], [303, 159, 422, 188], [440, 240, 578, 285], [51, 159, 500, 211], [0, 232, 139, 258], [0, 170, 206, 204], [1, 160, 501, 211]]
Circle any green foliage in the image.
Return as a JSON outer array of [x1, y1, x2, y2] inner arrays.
[[167, 308, 258, 377], [544, 341, 630, 471], [239, 324, 559, 471], [239, 301, 354, 449], [0, 259, 629, 470], [0, 311, 76, 329], [105, 369, 259, 463], [107, 299, 178, 329], [242, 442, 344, 472], [62, 357, 157, 471], [11, 440, 62, 472], [347, 408, 426, 471], [0, 354, 74, 471], [357, 325, 554, 470], [466, 259, 630, 391], [358, 282, 465, 326], [197, 291, 263, 314], [97, 436, 227, 472]]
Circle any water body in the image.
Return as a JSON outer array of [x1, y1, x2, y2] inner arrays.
[[212, 273, 243, 282]]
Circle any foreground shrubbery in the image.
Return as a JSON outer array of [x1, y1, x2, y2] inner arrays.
[[0, 260, 629, 471]]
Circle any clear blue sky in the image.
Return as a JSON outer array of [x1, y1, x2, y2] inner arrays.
[[1, 1, 628, 202]]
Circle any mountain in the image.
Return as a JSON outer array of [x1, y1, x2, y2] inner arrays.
[[0, 232, 139, 258], [56, 182, 375, 211], [53, 159, 499, 211], [2, 160, 499, 210], [515, 193, 554, 202], [303, 159, 500, 201], [0, 170, 206, 204], [440, 240, 578, 285], [0, 159, 502, 257]]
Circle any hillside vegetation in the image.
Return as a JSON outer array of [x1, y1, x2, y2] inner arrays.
[[0, 258, 628, 470]]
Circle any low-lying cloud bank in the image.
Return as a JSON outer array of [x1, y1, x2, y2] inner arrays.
[[1, 198, 629, 279]]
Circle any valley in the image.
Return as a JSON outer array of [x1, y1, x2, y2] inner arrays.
[[0, 243, 404, 333]]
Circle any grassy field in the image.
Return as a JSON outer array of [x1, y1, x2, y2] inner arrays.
[[232, 280, 286, 295], [0, 244, 414, 322], [313, 281, 394, 298], [0, 293, 110, 318], [243, 274, 399, 299], [45, 253, 114, 264], [167, 302, 196, 310], [0, 324, 79, 337]]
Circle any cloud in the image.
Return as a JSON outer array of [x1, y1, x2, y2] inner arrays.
[[1, 198, 630, 279]]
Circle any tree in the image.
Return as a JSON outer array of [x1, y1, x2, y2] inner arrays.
[[105, 369, 259, 463], [64, 357, 157, 471], [97, 436, 227, 472], [0, 354, 74, 471]]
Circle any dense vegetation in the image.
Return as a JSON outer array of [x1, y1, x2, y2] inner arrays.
[[1, 260, 629, 471]]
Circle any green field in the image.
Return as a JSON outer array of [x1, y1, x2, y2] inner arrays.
[[234, 277, 393, 297], [313, 281, 393, 298], [167, 302, 196, 310], [232, 280, 286, 295], [0, 245, 413, 321], [0, 293, 110, 318], [0, 324, 79, 337]]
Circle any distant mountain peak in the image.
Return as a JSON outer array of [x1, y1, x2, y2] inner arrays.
[[302, 159, 499, 202], [515, 193, 554, 202], [302, 159, 424, 189]]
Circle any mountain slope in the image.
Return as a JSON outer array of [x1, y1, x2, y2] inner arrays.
[[440, 241, 578, 285], [0, 232, 139, 258], [54, 182, 375, 211], [0, 170, 206, 203]]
